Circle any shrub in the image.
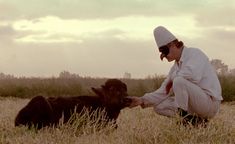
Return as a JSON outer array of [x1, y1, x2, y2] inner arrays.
[[0, 75, 234, 102], [219, 75, 235, 102]]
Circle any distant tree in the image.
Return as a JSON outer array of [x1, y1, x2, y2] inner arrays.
[[123, 72, 131, 79], [229, 68, 235, 76], [0, 72, 15, 79], [59, 71, 80, 78], [210, 59, 228, 75]]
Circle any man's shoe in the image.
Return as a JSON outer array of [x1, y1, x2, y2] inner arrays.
[[177, 108, 209, 128]]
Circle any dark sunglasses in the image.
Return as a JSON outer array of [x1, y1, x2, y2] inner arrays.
[[159, 45, 170, 56]]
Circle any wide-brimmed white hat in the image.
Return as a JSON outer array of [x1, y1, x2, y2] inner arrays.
[[153, 26, 176, 48]]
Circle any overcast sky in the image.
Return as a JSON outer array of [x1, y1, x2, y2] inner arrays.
[[0, 0, 234, 78]]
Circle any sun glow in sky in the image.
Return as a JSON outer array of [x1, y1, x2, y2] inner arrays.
[[0, 0, 235, 78], [12, 15, 199, 43]]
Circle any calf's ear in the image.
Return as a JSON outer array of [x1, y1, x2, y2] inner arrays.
[[91, 87, 103, 97]]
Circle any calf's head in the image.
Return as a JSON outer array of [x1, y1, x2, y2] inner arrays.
[[92, 79, 128, 108]]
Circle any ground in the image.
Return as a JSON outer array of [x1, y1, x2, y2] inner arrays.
[[0, 97, 234, 144]]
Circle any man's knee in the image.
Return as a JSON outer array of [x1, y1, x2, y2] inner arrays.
[[173, 77, 187, 89], [173, 76, 186, 85]]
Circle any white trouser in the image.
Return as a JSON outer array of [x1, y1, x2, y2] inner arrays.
[[154, 77, 220, 118]]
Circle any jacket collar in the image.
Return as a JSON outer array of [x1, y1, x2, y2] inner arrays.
[[175, 46, 186, 66]]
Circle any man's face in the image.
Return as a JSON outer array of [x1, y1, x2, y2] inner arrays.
[[159, 42, 177, 62], [165, 43, 178, 62], [159, 45, 169, 60]]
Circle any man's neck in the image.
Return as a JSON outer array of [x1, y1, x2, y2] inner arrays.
[[175, 46, 184, 63]]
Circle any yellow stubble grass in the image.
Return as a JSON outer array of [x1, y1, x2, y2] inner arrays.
[[0, 97, 234, 144]]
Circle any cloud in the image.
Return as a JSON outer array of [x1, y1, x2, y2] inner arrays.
[[0, 25, 16, 37], [0, 0, 234, 78], [0, 30, 169, 78], [195, 6, 235, 27], [208, 29, 235, 41], [15, 33, 84, 43], [0, 2, 19, 20], [11, 15, 199, 44], [0, 24, 46, 44], [0, 0, 223, 20]]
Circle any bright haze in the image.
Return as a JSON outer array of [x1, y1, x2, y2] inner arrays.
[[0, 0, 234, 78]]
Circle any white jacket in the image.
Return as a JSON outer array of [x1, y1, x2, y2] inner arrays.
[[142, 47, 223, 107]]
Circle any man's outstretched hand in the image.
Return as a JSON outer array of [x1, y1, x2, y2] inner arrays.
[[123, 96, 143, 108]]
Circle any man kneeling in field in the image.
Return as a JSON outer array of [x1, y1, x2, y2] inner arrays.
[[127, 26, 223, 127]]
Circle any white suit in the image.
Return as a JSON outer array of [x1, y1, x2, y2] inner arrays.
[[141, 47, 223, 118]]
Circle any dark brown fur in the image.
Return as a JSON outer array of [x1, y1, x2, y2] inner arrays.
[[15, 79, 129, 129]]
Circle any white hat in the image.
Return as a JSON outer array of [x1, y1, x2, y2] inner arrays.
[[153, 26, 176, 48]]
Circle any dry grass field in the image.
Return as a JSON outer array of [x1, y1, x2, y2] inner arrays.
[[0, 97, 234, 144]]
